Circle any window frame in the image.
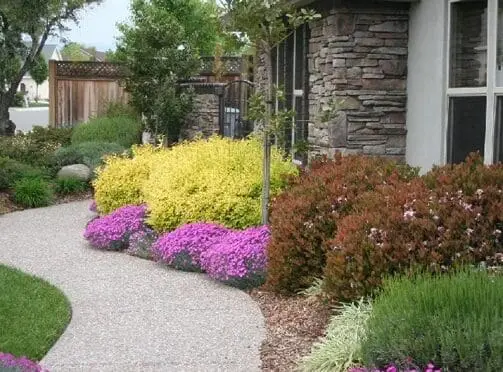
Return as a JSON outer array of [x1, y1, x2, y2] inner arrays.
[[445, 0, 500, 164]]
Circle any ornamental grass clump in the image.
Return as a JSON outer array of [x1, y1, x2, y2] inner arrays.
[[201, 225, 270, 288], [300, 299, 372, 372], [0, 353, 48, 372], [84, 205, 147, 250], [126, 228, 158, 260], [152, 223, 231, 272]]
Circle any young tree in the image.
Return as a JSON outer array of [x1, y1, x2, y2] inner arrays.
[[0, 0, 100, 135], [115, 0, 225, 143], [29, 54, 48, 100], [222, 0, 319, 224]]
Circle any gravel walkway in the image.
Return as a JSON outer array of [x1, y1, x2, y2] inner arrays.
[[0, 201, 264, 372]]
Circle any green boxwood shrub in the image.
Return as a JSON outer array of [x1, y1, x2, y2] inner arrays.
[[26, 126, 73, 148], [71, 115, 142, 148], [52, 141, 125, 170], [361, 270, 503, 371], [0, 157, 48, 191], [0, 136, 58, 167], [13, 178, 53, 208], [0, 127, 72, 168]]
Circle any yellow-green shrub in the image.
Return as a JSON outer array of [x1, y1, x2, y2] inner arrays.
[[143, 136, 297, 231], [93, 145, 160, 214]]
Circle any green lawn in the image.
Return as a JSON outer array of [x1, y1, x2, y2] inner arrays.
[[0, 264, 71, 360]]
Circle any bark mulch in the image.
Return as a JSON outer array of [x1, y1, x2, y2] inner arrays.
[[249, 289, 332, 372]]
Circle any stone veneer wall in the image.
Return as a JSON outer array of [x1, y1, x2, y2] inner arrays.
[[181, 93, 220, 140], [307, 3, 409, 159]]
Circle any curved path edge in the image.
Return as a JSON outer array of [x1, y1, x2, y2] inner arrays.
[[0, 201, 264, 372]]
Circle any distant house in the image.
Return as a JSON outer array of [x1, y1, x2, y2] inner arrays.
[[268, 0, 502, 171], [62, 46, 106, 62], [19, 44, 62, 101]]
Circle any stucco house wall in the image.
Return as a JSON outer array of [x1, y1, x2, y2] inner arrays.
[[405, 0, 448, 171]]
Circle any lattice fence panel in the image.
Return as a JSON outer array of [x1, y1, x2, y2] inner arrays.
[[55, 61, 128, 79], [200, 57, 243, 75]]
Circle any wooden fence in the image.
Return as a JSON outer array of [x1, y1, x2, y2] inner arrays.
[[48, 57, 252, 127], [48, 61, 129, 127]]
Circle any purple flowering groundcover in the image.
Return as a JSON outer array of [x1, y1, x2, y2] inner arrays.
[[0, 352, 48, 372], [201, 225, 270, 289], [152, 223, 230, 272], [84, 205, 147, 250]]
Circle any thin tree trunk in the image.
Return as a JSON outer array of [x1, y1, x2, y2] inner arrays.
[[0, 29, 50, 135], [261, 46, 273, 225], [0, 91, 15, 136]]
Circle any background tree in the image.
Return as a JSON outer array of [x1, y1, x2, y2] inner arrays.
[[29, 54, 48, 100], [222, 0, 319, 224], [104, 49, 119, 62], [61, 42, 92, 61], [115, 0, 226, 143], [0, 0, 101, 135]]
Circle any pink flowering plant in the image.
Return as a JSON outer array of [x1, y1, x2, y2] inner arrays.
[[201, 225, 269, 289], [84, 205, 147, 250], [349, 361, 441, 372], [0, 352, 48, 372], [126, 228, 158, 259], [152, 223, 231, 272]]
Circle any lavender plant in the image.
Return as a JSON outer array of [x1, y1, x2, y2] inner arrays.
[[83, 205, 147, 250], [152, 223, 231, 272], [201, 225, 270, 289]]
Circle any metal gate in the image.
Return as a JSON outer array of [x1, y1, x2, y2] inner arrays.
[[221, 80, 254, 139]]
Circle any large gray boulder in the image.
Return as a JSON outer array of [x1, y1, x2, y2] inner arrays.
[[57, 164, 92, 181]]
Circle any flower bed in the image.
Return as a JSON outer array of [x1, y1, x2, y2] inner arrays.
[[152, 223, 230, 271], [201, 225, 269, 289], [84, 206, 269, 289], [83, 204, 147, 250]]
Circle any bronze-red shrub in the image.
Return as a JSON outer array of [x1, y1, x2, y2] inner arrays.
[[265, 154, 418, 293], [323, 154, 503, 301]]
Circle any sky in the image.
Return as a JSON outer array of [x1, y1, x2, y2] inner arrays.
[[55, 0, 132, 51]]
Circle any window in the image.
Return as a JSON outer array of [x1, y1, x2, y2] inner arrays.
[[447, 0, 503, 164], [448, 96, 486, 162], [450, 1, 487, 88], [272, 24, 309, 164]]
